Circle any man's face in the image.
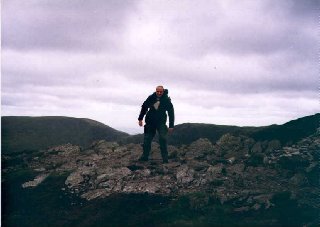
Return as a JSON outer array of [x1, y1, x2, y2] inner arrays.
[[156, 87, 164, 97]]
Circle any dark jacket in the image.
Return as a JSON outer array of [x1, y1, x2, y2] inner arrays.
[[138, 89, 174, 128]]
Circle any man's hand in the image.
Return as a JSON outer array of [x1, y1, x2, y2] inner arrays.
[[138, 120, 143, 127], [168, 128, 174, 133]]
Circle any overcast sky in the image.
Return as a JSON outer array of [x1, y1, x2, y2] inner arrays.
[[2, 0, 319, 134]]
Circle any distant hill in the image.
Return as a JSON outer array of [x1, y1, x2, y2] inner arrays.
[[2, 116, 129, 154], [2, 114, 319, 154], [119, 124, 257, 145], [121, 113, 320, 146], [249, 113, 320, 144]]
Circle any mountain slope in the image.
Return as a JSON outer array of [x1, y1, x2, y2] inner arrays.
[[121, 113, 320, 146], [2, 116, 129, 154], [2, 114, 319, 154], [249, 113, 320, 144]]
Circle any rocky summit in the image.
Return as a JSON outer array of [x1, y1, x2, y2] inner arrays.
[[8, 129, 319, 226]]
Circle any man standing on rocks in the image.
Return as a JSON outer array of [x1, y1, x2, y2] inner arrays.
[[138, 85, 175, 163]]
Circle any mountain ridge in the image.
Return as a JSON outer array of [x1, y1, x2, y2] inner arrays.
[[2, 113, 319, 154], [1, 116, 129, 154], [122, 113, 320, 146]]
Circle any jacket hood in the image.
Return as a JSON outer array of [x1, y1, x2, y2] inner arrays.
[[164, 89, 168, 96]]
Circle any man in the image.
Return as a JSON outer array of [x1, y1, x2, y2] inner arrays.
[[138, 85, 175, 163]]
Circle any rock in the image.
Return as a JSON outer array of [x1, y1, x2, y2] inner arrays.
[[266, 140, 282, 153], [186, 138, 214, 159], [150, 149, 163, 161], [168, 145, 179, 159], [188, 160, 210, 172], [278, 154, 310, 171], [227, 157, 236, 164], [226, 163, 245, 175], [81, 189, 110, 200], [136, 169, 151, 177], [176, 165, 195, 184], [246, 152, 266, 167], [289, 173, 308, 186], [65, 172, 85, 188], [17, 128, 319, 227], [34, 167, 46, 172], [22, 173, 50, 188], [207, 163, 224, 175], [122, 181, 160, 194], [96, 172, 110, 184], [92, 140, 119, 151], [48, 143, 81, 154], [252, 194, 273, 209], [104, 167, 132, 180], [251, 142, 263, 153], [216, 134, 252, 158]]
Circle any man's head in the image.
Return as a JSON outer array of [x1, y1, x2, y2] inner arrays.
[[156, 85, 164, 97]]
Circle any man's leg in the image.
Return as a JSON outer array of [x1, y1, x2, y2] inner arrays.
[[140, 125, 156, 161], [158, 124, 168, 163]]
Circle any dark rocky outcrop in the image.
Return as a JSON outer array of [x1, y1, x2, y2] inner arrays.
[[7, 129, 318, 226], [3, 114, 319, 226]]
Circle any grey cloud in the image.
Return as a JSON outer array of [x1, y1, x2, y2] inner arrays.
[[282, 0, 319, 18], [2, 0, 317, 131], [180, 75, 317, 95], [174, 90, 317, 111], [164, 1, 317, 59], [2, 0, 139, 51], [2, 67, 77, 88], [1, 50, 111, 89], [108, 52, 317, 95], [2, 78, 142, 109], [2, 91, 60, 110]]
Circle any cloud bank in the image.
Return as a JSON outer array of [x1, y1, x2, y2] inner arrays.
[[2, 0, 318, 134]]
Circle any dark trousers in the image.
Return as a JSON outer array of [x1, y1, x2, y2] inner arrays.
[[142, 124, 168, 161]]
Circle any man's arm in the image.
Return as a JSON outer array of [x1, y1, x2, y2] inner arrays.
[[167, 102, 174, 129], [138, 96, 152, 125]]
